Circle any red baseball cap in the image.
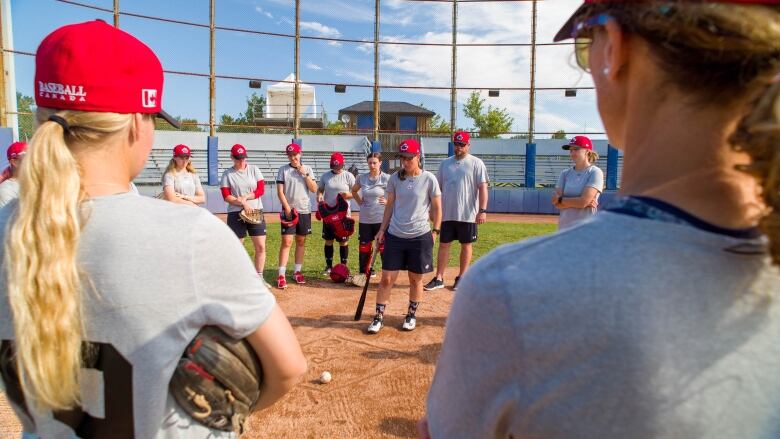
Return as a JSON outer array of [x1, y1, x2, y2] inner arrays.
[[453, 131, 470, 145], [6, 142, 27, 160], [330, 152, 345, 167], [35, 20, 180, 129], [231, 144, 247, 158], [562, 136, 594, 151], [397, 139, 421, 157], [286, 143, 302, 155], [554, 0, 779, 42], [173, 144, 191, 157]]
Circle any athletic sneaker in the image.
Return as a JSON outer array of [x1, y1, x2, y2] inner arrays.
[[423, 277, 444, 291], [453, 276, 461, 291], [293, 271, 306, 284], [321, 267, 331, 277], [277, 275, 287, 289], [366, 314, 384, 334], [401, 313, 417, 331], [370, 269, 377, 278]]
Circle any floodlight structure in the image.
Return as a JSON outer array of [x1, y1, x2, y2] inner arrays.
[[488, 89, 500, 97]]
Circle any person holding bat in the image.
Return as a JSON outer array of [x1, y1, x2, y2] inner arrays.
[[276, 142, 318, 289], [351, 152, 390, 283], [0, 20, 305, 437], [161, 143, 205, 206], [221, 143, 268, 283], [368, 139, 441, 334], [421, 1, 780, 437]]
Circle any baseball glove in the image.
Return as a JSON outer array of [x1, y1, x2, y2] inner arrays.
[[170, 326, 264, 433], [239, 208, 265, 225]]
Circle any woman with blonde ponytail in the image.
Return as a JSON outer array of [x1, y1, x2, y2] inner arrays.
[[422, 2, 780, 438], [161, 143, 205, 206], [0, 20, 305, 438]]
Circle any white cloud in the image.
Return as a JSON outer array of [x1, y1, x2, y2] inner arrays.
[[300, 21, 341, 38], [254, 6, 274, 19], [306, 62, 323, 71]]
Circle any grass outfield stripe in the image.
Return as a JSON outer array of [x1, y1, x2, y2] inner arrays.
[[243, 222, 557, 280]]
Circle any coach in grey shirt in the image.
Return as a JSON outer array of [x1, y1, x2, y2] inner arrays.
[[424, 131, 488, 292]]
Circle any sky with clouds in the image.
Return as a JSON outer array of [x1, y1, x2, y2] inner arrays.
[[10, 0, 605, 137]]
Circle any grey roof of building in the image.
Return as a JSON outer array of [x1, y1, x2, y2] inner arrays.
[[338, 101, 435, 116]]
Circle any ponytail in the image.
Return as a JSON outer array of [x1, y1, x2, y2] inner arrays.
[[731, 81, 780, 268], [5, 108, 134, 410]]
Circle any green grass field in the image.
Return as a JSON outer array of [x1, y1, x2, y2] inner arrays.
[[244, 222, 557, 280]]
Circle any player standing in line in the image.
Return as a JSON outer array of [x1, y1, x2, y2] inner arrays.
[[276, 142, 318, 289], [368, 139, 441, 334], [221, 143, 268, 284], [552, 135, 604, 230], [317, 152, 355, 276], [161, 144, 205, 206], [0, 142, 27, 208], [420, 2, 780, 438], [0, 20, 305, 437], [351, 152, 390, 280], [423, 131, 488, 292]]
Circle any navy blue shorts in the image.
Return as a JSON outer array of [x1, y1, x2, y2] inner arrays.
[[381, 232, 434, 274], [440, 221, 478, 244], [227, 211, 266, 238], [281, 213, 312, 236], [358, 222, 382, 244]]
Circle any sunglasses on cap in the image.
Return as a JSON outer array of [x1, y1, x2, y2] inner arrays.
[[572, 13, 613, 73]]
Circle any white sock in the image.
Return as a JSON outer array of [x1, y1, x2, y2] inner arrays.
[[294, 264, 302, 273], [278, 267, 286, 276]]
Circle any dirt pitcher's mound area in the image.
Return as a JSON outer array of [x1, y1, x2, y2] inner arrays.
[[0, 269, 461, 438]]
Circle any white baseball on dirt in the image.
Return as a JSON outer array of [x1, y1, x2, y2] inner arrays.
[[319, 371, 332, 384]]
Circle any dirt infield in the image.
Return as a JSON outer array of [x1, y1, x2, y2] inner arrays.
[[0, 269, 463, 438]]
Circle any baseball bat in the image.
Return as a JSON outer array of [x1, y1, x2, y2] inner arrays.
[[354, 243, 381, 321]]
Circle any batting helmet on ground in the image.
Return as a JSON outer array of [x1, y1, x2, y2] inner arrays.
[[330, 264, 350, 283]]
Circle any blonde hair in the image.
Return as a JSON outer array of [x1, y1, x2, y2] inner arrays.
[[6, 107, 137, 410], [162, 156, 197, 184], [578, 3, 780, 267], [586, 150, 599, 164]]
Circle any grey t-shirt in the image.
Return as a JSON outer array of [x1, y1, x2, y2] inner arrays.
[[220, 165, 264, 213], [0, 179, 19, 208], [163, 171, 203, 198], [556, 165, 604, 230], [0, 193, 276, 438], [436, 154, 489, 223], [357, 172, 390, 225], [318, 170, 356, 207], [276, 163, 316, 214], [387, 171, 441, 239], [426, 211, 780, 439]]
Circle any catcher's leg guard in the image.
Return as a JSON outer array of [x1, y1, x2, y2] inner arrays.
[[359, 242, 372, 273]]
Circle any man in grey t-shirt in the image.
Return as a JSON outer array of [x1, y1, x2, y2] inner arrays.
[[424, 131, 489, 292], [275, 143, 318, 289]]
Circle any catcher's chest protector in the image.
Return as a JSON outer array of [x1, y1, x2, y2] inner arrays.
[[318, 196, 354, 239]]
